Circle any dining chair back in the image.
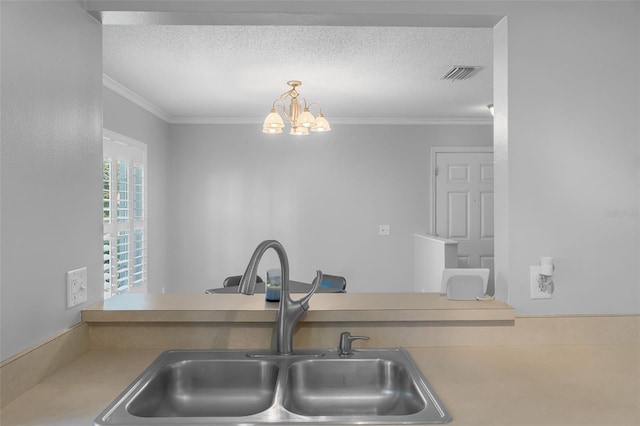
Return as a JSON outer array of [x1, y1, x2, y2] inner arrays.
[[312, 274, 347, 292]]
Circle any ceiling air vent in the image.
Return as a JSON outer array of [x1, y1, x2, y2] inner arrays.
[[442, 66, 479, 81]]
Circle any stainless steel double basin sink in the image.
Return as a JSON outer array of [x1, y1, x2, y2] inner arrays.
[[95, 348, 451, 425]]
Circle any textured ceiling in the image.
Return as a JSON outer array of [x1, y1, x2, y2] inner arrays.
[[103, 25, 493, 123]]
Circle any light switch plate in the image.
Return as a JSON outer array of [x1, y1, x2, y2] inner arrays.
[[67, 267, 88, 308]]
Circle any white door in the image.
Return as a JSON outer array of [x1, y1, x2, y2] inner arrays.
[[434, 151, 494, 289]]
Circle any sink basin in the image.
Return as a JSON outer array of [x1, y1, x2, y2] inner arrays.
[[127, 359, 279, 417], [282, 358, 425, 416], [95, 349, 451, 425]]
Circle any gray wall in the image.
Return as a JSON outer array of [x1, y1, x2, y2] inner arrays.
[[103, 87, 170, 294], [167, 124, 492, 293], [494, 2, 639, 315], [0, 1, 102, 360]]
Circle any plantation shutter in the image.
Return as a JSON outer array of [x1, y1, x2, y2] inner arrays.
[[103, 134, 147, 299]]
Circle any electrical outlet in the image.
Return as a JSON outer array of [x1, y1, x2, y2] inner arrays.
[[67, 267, 88, 308], [530, 266, 552, 299], [379, 224, 390, 235]]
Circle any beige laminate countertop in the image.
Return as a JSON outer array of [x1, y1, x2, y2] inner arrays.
[[81, 293, 515, 323], [1, 344, 638, 426]]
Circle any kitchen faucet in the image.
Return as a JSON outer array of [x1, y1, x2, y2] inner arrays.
[[238, 240, 320, 355]]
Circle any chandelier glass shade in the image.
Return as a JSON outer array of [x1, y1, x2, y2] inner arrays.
[[262, 80, 331, 136]]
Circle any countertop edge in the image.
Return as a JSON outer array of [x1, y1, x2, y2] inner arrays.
[[81, 293, 515, 324]]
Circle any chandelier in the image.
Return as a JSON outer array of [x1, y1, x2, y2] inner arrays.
[[262, 80, 331, 136]]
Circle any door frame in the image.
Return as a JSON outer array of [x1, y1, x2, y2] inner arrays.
[[429, 146, 494, 236]]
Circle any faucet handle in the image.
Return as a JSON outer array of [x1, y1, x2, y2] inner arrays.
[[339, 331, 370, 356], [298, 270, 321, 308]]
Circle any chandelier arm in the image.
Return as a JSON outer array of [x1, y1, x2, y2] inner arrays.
[[272, 99, 292, 121], [305, 102, 323, 114]]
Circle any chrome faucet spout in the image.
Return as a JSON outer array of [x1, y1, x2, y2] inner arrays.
[[238, 241, 279, 295], [238, 240, 321, 355]]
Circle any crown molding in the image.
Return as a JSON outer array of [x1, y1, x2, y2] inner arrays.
[[102, 74, 172, 123], [328, 117, 493, 126], [103, 75, 493, 126], [169, 116, 493, 126], [169, 117, 261, 125]]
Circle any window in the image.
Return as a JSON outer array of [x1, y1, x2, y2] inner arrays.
[[103, 133, 147, 299]]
